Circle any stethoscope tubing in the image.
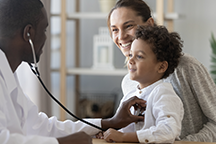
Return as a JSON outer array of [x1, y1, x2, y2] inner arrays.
[[28, 63, 105, 131]]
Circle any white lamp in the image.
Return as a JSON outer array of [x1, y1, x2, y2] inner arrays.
[[92, 27, 114, 69]]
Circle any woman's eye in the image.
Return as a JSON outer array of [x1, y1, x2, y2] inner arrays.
[[128, 54, 132, 58]]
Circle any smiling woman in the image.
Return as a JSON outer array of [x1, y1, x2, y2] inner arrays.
[[107, 0, 216, 142]]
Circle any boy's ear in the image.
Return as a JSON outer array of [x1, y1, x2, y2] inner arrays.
[[158, 61, 168, 73]]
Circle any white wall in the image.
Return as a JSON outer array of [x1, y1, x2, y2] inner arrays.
[[174, 0, 216, 70]]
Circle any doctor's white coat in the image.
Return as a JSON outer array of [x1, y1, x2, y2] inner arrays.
[[0, 50, 101, 144]]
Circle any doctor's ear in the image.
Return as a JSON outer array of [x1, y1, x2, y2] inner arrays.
[[23, 24, 34, 41]]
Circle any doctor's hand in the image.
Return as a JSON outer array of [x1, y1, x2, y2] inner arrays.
[[101, 96, 146, 130], [57, 131, 92, 144]]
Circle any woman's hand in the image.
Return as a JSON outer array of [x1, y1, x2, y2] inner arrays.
[[101, 96, 146, 130]]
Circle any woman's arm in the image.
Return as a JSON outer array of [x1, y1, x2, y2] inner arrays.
[[167, 54, 216, 142], [180, 59, 216, 142]]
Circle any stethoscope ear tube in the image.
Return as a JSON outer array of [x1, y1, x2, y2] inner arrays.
[[28, 63, 105, 131]]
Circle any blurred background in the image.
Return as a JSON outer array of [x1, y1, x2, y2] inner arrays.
[[16, 0, 216, 121]]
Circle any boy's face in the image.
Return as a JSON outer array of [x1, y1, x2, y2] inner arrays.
[[127, 39, 162, 89]]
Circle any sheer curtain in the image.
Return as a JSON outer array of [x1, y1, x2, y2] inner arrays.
[[17, 0, 51, 116]]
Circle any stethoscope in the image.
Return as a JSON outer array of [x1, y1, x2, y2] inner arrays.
[[27, 33, 105, 131]]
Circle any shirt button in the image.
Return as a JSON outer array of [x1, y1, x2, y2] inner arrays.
[[167, 115, 170, 118], [139, 91, 142, 94], [145, 139, 149, 143]]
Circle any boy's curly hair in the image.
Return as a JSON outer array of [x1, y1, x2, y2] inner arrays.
[[135, 25, 183, 78]]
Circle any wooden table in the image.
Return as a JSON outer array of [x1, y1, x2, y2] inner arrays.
[[93, 139, 216, 144]]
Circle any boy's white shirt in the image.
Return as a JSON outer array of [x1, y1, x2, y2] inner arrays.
[[118, 80, 184, 143]]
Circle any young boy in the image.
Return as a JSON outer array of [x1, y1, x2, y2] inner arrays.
[[103, 25, 184, 143]]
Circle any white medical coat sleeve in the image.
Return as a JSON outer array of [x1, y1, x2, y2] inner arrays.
[[22, 97, 102, 137], [32, 112, 102, 137]]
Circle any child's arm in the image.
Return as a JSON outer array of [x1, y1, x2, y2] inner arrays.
[[104, 128, 139, 143]]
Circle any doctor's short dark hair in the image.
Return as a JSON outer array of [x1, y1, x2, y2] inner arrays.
[[135, 25, 183, 79], [0, 0, 44, 38]]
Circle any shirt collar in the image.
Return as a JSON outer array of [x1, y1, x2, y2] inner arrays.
[[0, 49, 17, 94], [136, 79, 163, 96]]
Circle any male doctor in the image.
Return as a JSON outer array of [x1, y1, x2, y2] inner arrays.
[[0, 0, 146, 144]]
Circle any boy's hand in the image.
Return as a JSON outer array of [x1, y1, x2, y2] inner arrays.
[[104, 128, 139, 143], [104, 128, 124, 143]]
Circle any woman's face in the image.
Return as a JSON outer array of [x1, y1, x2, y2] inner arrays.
[[110, 7, 147, 57]]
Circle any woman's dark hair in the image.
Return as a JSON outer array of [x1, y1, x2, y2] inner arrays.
[[0, 0, 44, 38], [107, 0, 152, 36], [135, 25, 183, 78]]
